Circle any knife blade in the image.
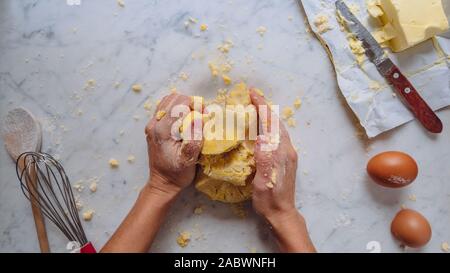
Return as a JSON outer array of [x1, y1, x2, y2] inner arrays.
[[335, 0, 443, 134]]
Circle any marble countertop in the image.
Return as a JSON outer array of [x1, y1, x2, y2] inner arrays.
[[0, 0, 449, 253]]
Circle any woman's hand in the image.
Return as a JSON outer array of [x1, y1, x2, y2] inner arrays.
[[145, 93, 203, 196], [249, 89, 316, 253], [101, 93, 202, 253]]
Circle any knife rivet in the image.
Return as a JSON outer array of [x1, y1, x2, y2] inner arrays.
[[393, 73, 400, 79], [404, 87, 411, 94]]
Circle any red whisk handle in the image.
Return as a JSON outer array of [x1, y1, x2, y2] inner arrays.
[[80, 242, 97, 253]]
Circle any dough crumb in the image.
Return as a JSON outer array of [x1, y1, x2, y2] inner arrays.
[[133, 115, 140, 121], [282, 106, 294, 120], [208, 62, 219, 77], [265, 182, 274, 189], [73, 180, 84, 192], [271, 169, 277, 184], [89, 182, 97, 193], [256, 26, 267, 36], [441, 242, 449, 252], [127, 155, 136, 163], [87, 79, 96, 87], [177, 232, 191, 247], [75, 200, 83, 211], [217, 40, 234, 54], [109, 158, 120, 168], [156, 110, 166, 121], [314, 15, 332, 34], [200, 24, 208, 31], [83, 210, 94, 221], [230, 203, 247, 219], [222, 74, 232, 86], [287, 118, 296, 128], [132, 84, 142, 93], [143, 100, 152, 111], [408, 194, 417, 202], [193, 205, 204, 215], [117, 0, 125, 7], [294, 98, 302, 109], [114, 82, 121, 88], [179, 72, 189, 81]]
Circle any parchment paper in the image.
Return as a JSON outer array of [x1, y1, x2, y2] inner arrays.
[[301, 0, 450, 137]]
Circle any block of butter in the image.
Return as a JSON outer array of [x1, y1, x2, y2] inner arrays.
[[368, 0, 449, 52]]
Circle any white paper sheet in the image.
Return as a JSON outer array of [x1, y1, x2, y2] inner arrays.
[[301, 0, 450, 137]]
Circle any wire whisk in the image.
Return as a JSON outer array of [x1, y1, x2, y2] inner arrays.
[[16, 152, 95, 253]]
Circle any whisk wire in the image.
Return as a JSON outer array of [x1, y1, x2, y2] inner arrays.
[[16, 152, 88, 245]]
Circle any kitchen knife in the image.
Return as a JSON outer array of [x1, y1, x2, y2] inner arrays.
[[335, 0, 443, 134]]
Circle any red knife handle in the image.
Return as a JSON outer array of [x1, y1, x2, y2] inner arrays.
[[385, 65, 443, 133], [80, 242, 97, 253]]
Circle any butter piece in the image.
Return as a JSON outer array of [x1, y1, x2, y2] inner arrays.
[[336, 11, 366, 65], [314, 14, 332, 34], [367, 0, 383, 17], [348, 35, 366, 65], [372, 23, 397, 44], [369, 0, 449, 52]]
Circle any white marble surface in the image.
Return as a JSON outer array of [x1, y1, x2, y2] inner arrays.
[[0, 0, 449, 253]]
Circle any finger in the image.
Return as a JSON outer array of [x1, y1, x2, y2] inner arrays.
[[154, 94, 191, 140], [253, 135, 275, 189], [145, 93, 178, 139], [250, 89, 291, 149], [178, 139, 202, 168], [249, 89, 272, 134]]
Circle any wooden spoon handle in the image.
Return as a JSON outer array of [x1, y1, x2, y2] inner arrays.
[[19, 158, 51, 253]]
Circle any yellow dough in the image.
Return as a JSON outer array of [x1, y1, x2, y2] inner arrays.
[[200, 141, 255, 186], [195, 172, 253, 203], [194, 83, 257, 203]]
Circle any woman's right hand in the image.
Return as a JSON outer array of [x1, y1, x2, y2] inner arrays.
[[249, 89, 316, 253]]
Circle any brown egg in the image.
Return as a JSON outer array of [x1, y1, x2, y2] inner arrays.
[[367, 151, 418, 188], [391, 209, 432, 248]]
